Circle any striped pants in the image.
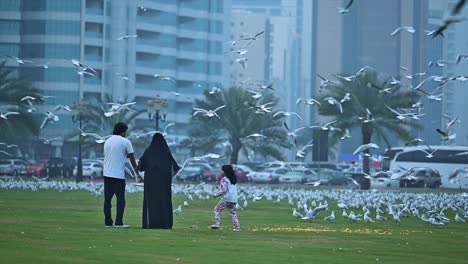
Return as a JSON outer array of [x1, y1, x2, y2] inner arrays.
[[214, 200, 240, 229]]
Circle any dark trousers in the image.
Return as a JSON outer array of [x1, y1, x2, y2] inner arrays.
[[103, 176, 126, 226]]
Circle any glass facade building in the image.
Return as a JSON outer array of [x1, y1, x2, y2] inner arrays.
[[0, 0, 231, 155]]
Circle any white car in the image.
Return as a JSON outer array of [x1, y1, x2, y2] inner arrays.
[[278, 168, 317, 184], [73, 161, 103, 178], [250, 168, 289, 183], [370, 172, 399, 189]]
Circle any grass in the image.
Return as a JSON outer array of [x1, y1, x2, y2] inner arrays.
[[0, 188, 467, 264]]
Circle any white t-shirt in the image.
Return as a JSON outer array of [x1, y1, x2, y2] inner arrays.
[[103, 135, 134, 179]]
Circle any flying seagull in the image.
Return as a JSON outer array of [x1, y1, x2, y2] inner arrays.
[[6, 55, 33, 65], [353, 143, 379, 155], [0, 112, 20, 120], [323, 97, 343, 114], [337, 0, 354, 14], [390, 26, 416, 36], [116, 34, 138, 40], [192, 105, 226, 119]]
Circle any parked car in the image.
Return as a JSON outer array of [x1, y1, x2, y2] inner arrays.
[[400, 167, 441, 188], [0, 159, 29, 176], [278, 168, 317, 184], [233, 164, 253, 182], [176, 164, 212, 182], [314, 168, 346, 186], [74, 161, 103, 178], [26, 160, 48, 177], [250, 168, 289, 183], [202, 166, 222, 182], [370, 171, 399, 189]]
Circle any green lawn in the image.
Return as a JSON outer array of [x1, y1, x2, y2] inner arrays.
[[0, 188, 467, 264]]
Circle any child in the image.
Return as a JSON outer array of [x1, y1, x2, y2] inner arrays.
[[211, 165, 240, 231]]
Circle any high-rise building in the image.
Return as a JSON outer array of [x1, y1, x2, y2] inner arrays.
[[0, 0, 231, 156], [442, 0, 468, 145]]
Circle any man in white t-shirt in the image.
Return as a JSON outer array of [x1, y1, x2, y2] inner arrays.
[[103, 122, 142, 228]]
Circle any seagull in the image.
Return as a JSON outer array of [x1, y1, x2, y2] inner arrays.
[[116, 73, 133, 83], [316, 73, 337, 88], [171, 91, 180, 96], [323, 211, 335, 221], [353, 143, 379, 155], [333, 73, 354, 82], [293, 208, 303, 218], [247, 89, 262, 99], [431, 16, 466, 39], [246, 133, 267, 139], [340, 129, 351, 140], [6, 55, 33, 64], [405, 72, 426, 80], [183, 200, 189, 207], [192, 105, 226, 119], [240, 30, 264, 41], [67, 59, 96, 73], [254, 83, 274, 91], [428, 60, 448, 67], [0, 150, 13, 156], [40, 137, 61, 144], [451, 0, 467, 15], [455, 214, 466, 223], [173, 205, 182, 214], [364, 212, 375, 223], [302, 204, 328, 220], [337, 0, 354, 13], [443, 114, 459, 130], [418, 147, 439, 158], [265, 160, 292, 170], [296, 98, 321, 106], [310, 120, 341, 132], [296, 140, 314, 158], [235, 57, 248, 69], [435, 128, 456, 142], [0, 112, 20, 120], [306, 179, 325, 187], [385, 105, 414, 120], [37, 62, 50, 69], [54, 105, 72, 112], [40, 111, 59, 129], [456, 54, 468, 64], [246, 102, 275, 114], [0, 143, 18, 149], [116, 34, 138, 40], [390, 26, 416, 36], [154, 75, 175, 82], [209, 86, 221, 95], [77, 69, 95, 77], [323, 97, 343, 114], [273, 111, 302, 120], [105, 102, 136, 117], [283, 123, 307, 140], [340, 93, 351, 103], [405, 138, 424, 146]]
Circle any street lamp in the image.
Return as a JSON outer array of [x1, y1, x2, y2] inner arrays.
[[146, 94, 168, 131], [71, 101, 87, 183]]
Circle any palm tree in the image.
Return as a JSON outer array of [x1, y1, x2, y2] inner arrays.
[[0, 61, 43, 156], [191, 87, 292, 164], [316, 68, 421, 189], [68, 94, 145, 149]]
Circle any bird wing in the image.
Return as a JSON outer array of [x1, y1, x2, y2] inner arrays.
[[390, 27, 402, 36], [385, 105, 401, 115], [345, 0, 354, 9], [435, 128, 448, 137], [214, 105, 226, 112]]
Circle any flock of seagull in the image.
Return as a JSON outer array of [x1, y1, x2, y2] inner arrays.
[[1, 177, 467, 227], [1, 1, 468, 168]]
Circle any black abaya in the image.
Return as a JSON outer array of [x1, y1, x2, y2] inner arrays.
[[138, 133, 180, 229]]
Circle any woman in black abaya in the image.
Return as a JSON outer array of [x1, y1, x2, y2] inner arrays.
[[138, 133, 180, 229]]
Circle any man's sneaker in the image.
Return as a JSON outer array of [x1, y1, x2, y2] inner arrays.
[[233, 228, 240, 232], [210, 224, 220, 230], [114, 224, 130, 228], [105, 225, 113, 228]]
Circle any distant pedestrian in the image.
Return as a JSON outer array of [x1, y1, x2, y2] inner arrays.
[[211, 165, 240, 231], [103, 122, 142, 228]]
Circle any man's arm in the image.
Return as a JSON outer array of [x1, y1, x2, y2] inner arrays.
[[127, 153, 143, 182]]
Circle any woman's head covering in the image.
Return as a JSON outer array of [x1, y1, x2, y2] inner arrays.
[[140, 132, 179, 174]]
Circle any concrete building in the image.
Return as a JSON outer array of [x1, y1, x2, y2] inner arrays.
[[441, 0, 468, 145], [0, 0, 231, 157]]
